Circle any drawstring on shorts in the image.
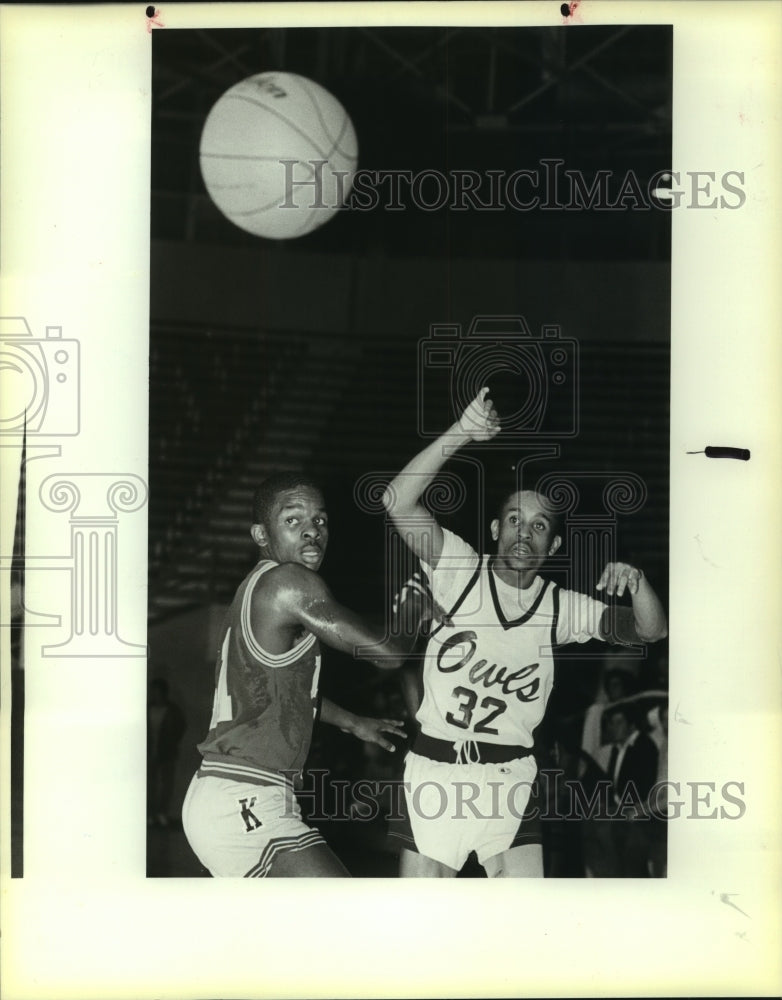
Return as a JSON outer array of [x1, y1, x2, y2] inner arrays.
[[453, 738, 482, 764]]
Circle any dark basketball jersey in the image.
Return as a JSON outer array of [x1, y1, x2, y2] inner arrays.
[[197, 560, 321, 785]]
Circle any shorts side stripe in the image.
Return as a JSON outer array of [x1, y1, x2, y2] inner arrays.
[[508, 778, 543, 848], [244, 829, 325, 878], [386, 778, 418, 852], [198, 759, 294, 789]]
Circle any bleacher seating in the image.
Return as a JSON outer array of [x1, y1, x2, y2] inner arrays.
[[148, 327, 669, 620]]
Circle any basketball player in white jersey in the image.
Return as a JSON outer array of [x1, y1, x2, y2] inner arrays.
[[183, 472, 426, 878], [383, 389, 667, 877]]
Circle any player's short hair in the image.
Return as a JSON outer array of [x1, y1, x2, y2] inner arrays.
[[251, 472, 324, 526], [492, 487, 564, 537]]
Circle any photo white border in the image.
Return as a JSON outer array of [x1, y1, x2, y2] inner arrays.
[[1, 2, 780, 997]]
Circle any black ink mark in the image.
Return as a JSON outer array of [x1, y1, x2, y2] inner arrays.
[[686, 447, 751, 461], [146, 6, 164, 31]]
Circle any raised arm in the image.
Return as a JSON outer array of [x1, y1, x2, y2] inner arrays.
[[382, 387, 500, 568], [597, 563, 668, 644], [255, 563, 426, 670]]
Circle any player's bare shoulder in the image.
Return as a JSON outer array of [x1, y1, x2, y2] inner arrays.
[[247, 563, 328, 655], [252, 562, 329, 624]]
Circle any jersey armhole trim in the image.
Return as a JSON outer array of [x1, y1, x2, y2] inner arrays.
[[241, 562, 316, 668]]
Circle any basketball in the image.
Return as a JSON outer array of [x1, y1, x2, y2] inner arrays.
[[199, 71, 358, 240]]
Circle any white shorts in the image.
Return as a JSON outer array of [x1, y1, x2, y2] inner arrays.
[[389, 750, 540, 871], [182, 772, 324, 877]]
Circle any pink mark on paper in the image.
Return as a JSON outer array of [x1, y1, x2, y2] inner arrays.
[[561, 1, 585, 23], [146, 6, 165, 32]]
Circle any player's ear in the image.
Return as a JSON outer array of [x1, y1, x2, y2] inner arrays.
[[548, 535, 562, 557], [251, 523, 267, 547], [490, 518, 499, 542]]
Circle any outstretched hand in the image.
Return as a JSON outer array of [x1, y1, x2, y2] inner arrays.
[[596, 562, 645, 598], [349, 716, 407, 752], [458, 387, 501, 442], [393, 571, 433, 620]]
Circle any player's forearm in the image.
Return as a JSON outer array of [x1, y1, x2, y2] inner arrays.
[[319, 697, 359, 734], [327, 619, 408, 670], [630, 577, 668, 641], [355, 593, 427, 670], [377, 632, 419, 669], [382, 423, 470, 518], [353, 633, 415, 670]]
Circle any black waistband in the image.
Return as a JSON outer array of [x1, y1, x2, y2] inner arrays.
[[413, 732, 534, 765]]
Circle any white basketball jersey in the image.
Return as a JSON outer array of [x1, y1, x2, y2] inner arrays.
[[417, 529, 607, 748]]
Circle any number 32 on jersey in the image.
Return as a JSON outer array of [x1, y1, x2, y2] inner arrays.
[[445, 686, 507, 735]]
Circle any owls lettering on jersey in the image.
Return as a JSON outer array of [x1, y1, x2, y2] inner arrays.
[[198, 560, 321, 778], [417, 529, 606, 748]]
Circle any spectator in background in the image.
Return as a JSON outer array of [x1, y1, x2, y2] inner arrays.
[[582, 699, 659, 877], [644, 650, 670, 752], [647, 700, 669, 877], [544, 731, 608, 877], [581, 665, 635, 767], [147, 676, 187, 828], [605, 702, 658, 808], [604, 701, 659, 876]]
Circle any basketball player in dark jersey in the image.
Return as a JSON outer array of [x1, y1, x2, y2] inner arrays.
[[183, 472, 427, 877], [383, 389, 668, 877]]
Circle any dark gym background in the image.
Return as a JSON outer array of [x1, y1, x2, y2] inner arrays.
[[146, 24, 671, 877]]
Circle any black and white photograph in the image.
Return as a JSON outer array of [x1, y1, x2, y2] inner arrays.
[[1, 2, 780, 998], [147, 23, 673, 882]]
